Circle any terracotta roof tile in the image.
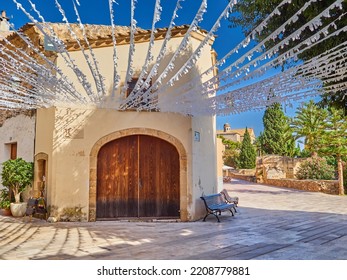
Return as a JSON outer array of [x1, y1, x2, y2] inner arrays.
[[4, 23, 210, 51]]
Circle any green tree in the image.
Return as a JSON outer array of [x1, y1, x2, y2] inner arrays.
[[283, 129, 300, 158], [318, 108, 347, 194], [223, 149, 240, 168], [228, 0, 347, 110], [228, 0, 346, 62], [254, 135, 263, 156], [260, 102, 296, 156], [1, 158, 34, 203], [318, 93, 347, 115], [218, 135, 241, 168], [291, 102, 347, 194], [238, 128, 256, 169], [291, 100, 328, 155]]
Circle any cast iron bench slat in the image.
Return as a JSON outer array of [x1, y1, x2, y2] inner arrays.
[[200, 193, 235, 222]]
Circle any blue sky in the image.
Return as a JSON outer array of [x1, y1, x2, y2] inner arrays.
[[1, 0, 307, 136]]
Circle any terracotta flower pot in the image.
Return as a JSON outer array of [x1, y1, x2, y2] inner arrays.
[[0, 208, 12, 216]]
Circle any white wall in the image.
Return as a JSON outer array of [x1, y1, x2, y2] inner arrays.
[[189, 115, 217, 219], [0, 114, 36, 187]]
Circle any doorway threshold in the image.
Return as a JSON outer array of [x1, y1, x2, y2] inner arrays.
[[97, 217, 181, 223]]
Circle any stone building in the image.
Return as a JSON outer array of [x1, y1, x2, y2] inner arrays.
[[0, 21, 222, 222], [0, 11, 34, 164], [217, 123, 256, 143], [0, 10, 10, 33]]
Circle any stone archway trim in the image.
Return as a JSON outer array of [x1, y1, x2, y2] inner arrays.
[[89, 128, 188, 221]]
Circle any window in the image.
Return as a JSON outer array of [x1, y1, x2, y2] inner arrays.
[[126, 78, 140, 98], [125, 77, 153, 109]]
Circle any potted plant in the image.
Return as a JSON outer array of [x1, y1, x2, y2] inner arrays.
[[0, 188, 11, 216], [1, 158, 34, 217]]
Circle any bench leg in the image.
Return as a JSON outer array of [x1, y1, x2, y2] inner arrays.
[[212, 211, 221, 222], [214, 213, 221, 222], [203, 212, 221, 222]]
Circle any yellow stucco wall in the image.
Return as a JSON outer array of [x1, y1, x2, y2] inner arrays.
[[35, 31, 217, 221]]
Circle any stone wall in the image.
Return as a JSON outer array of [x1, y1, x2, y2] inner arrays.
[[256, 155, 305, 182], [0, 109, 35, 127], [264, 178, 339, 195], [225, 156, 340, 195], [226, 169, 256, 183]]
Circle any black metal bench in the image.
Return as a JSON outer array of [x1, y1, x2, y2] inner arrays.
[[200, 193, 235, 222]]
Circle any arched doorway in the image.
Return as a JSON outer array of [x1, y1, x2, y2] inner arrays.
[[96, 134, 180, 219]]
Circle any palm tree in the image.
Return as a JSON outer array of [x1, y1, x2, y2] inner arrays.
[[292, 102, 347, 195], [319, 108, 347, 195], [291, 100, 327, 156]]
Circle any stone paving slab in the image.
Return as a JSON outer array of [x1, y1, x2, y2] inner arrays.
[[1, 179, 347, 260]]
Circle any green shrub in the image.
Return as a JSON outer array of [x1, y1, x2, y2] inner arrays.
[[1, 158, 34, 203], [223, 148, 239, 168], [344, 165, 347, 195], [296, 157, 335, 180], [0, 188, 11, 209]]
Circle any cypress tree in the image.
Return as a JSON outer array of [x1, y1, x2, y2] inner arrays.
[[238, 128, 256, 169], [261, 102, 295, 156]]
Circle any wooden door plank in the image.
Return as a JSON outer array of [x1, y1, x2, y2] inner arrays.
[[138, 135, 157, 217], [96, 136, 138, 219], [139, 135, 180, 217]]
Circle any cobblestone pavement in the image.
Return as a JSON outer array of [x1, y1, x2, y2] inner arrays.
[[1, 179, 347, 260]]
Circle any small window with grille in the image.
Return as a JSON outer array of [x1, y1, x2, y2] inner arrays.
[[125, 77, 153, 109]]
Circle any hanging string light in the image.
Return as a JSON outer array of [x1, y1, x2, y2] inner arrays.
[[0, 0, 345, 116]]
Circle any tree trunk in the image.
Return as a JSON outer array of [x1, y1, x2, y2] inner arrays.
[[337, 157, 344, 195], [14, 192, 21, 203], [12, 186, 21, 203]]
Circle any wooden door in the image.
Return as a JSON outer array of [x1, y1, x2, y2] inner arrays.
[[139, 135, 180, 217], [96, 135, 180, 219], [97, 136, 138, 218], [10, 143, 17, 159]]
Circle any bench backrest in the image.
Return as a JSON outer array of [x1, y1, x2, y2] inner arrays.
[[201, 193, 225, 208], [220, 189, 238, 204]]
